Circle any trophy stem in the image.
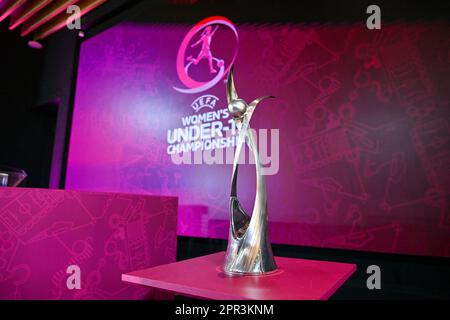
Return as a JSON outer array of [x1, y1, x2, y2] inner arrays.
[[223, 123, 277, 275]]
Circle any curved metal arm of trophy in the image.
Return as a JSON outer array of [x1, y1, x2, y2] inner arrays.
[[226, 65, 238, 105]]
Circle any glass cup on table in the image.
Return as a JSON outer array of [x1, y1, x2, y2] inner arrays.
[[0, 173, 8, 187]]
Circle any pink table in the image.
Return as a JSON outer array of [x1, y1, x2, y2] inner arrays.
[[122, 251, 356, 300]]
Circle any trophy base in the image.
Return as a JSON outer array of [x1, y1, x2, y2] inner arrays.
[[122, 251, 357, 300], [221, 266, 282, 277]]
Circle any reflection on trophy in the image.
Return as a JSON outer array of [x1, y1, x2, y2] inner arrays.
[[224, 66, 278, 275]]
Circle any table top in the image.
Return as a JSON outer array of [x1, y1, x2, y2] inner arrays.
[[122, 251, 356, 300]]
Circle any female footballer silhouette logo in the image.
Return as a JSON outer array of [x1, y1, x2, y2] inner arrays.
[[187, 25, 221, 74], [174, 16, 239, 94]]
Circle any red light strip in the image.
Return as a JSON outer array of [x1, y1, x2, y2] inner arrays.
[[0, 0, 26, 23], [9, 0, 54, 30]]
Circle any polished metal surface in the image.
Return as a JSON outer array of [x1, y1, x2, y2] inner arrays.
[[223, 66, 277, 275], [0, 173, 8, 187]]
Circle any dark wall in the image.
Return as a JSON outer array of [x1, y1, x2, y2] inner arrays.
[[0, 25, 55, 188], [39, 29, 79, 188]]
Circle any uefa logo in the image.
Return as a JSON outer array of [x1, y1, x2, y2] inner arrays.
[[173, 16, 239, 94]]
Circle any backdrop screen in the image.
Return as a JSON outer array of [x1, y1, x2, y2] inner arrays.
[[66, 19, 450, 257]]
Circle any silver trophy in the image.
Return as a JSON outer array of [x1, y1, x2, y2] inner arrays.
[[223, 66, 278, 275]]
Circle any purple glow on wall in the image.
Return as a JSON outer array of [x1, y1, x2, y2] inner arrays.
[[66, 21, 450, 257]]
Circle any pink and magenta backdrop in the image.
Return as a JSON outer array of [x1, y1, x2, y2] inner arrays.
[[66, 21, 450, 257]]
